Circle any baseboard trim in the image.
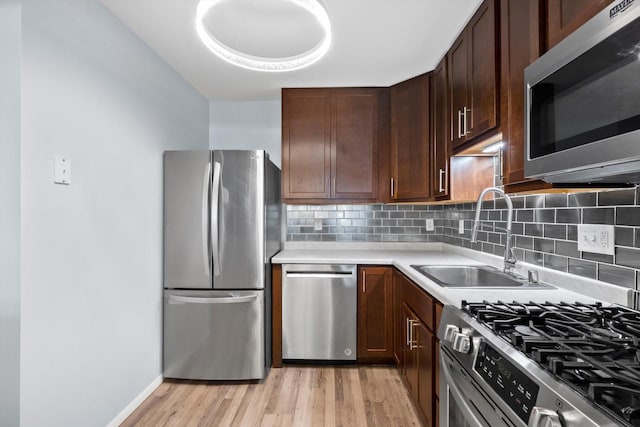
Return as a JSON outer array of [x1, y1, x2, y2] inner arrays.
[[106, 375, 162, 427]]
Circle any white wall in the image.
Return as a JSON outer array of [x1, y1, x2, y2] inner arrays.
[[0, 1, 22, 426], [209, 100, 282, 167], [19, 1, 209, 426]]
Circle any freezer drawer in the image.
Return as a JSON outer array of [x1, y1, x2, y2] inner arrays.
[[163, 290, 266, 380], [282, 264, 357, 360]]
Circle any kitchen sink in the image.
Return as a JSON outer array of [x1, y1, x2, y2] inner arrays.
[[410, 265, 553, 289]]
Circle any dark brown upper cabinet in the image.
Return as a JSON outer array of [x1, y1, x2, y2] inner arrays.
[[545, 0, 610, 50], [282, 89, 331, 200], [431, 57, 450, 200], [390, 74, 432, 202], [500, 0, 546, 189], [500, 0, 608, 194], [448, 0, 499, 151], [282, 88, 380, 203]]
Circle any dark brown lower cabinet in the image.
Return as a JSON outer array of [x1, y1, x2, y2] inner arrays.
[[402, 304, 419, 397], [395, 270, 440, 427], [393, 269, 405, 365], [435, 302, 443, 403], [357, 266, 395, 362], [416, 323, 435, 426]]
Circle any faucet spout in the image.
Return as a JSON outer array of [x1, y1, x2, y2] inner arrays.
[[470, 187, 516, 274]]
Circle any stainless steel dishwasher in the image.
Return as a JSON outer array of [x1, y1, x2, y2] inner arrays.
[[282, 264, 357, 360]]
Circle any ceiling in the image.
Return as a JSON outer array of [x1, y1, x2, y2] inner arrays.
[[101, 0, 482, 101]]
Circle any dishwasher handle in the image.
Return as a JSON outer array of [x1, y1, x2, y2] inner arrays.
[[168, 295, 258, 305], [285, 271, 355, 279]]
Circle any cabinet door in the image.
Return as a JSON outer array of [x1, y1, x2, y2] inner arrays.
[[448, 32, 468, 149], [501, 0, 544, 187], [434, 302, 443, 335], [434, 341, 440, 400], [546, 0, 610, 49], [332, 89, 379, 200], [431, 57, 450, 200], [357, 267, 394, 361], [417, 324, 435, 427], [393, 270, 405, 366], [402, 305, 419, 397], [282, 89, 331, 200], [390, 74, 431, 201], [467, 0, 498, 140]]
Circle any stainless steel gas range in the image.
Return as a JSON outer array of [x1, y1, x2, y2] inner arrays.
[[438, 301, 640, 427]]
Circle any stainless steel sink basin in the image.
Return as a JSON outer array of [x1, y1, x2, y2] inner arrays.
[[410, 265, 553, 289]]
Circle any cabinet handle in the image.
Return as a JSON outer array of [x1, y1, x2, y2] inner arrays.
[[390, 177, 395, 199], [498, 148, 504, 183], [438, 169, 445, 193], [408, 319, 417, 349], [406, 317, 411, 347], [463, 107, 471, 135], [332, 178, 336, 197], [362, 271, 366, 293], [457, 110, 464, 138]]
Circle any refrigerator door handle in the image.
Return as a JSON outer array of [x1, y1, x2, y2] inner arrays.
[[201, 162, 212, 277], [168, 294, 258, 305], [211, 161, 222, 276]]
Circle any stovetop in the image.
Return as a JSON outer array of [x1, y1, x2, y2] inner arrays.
[[462, 300, 640, 427]]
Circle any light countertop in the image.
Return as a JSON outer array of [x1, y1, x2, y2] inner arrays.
[[273, 242, 632, 308]]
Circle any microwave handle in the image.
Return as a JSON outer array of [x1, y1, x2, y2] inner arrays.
[[440, 354, 487, 426]]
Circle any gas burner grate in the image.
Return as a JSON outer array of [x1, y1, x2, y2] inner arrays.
[[462, 300, 640, 426]]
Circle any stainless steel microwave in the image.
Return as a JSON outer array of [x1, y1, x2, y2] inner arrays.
[[525, 0, 640, 183]]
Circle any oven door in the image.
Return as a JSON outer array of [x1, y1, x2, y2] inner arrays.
[[440, 348, 520, 427]]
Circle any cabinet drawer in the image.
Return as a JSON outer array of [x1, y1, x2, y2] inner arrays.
[[402, 279, 434, 330]]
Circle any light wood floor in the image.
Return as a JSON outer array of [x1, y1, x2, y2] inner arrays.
[[122, 365, 423, 427]]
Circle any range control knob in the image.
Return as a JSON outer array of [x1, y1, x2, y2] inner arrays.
[[444, 324, 459, 342], [452, 332, 471, 353], [528, 407, 562, 427]]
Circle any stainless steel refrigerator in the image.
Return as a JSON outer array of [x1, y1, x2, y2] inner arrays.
[[163, 150, 282, 380]]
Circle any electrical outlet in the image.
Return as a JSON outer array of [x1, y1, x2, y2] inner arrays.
[[54, 155, 71, 185], [314, 219, 323, 231], [577, 224, 615, 255], [425, 218, 434, 232], [458, 219, 465, 234]]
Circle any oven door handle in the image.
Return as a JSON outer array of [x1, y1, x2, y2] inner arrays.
[[441, 354, 487, 426]]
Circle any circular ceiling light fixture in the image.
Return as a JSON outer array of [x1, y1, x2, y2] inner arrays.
[[195, 0, 332, 72]]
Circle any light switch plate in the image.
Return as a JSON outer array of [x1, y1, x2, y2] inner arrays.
[[577, 224, 615, 255], [425, 218, 434, 232], [54, 156, 71, 185], [458, 219, 465, 234]]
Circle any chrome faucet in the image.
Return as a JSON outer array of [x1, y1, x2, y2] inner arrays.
[[470, 187, 517, 275]]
